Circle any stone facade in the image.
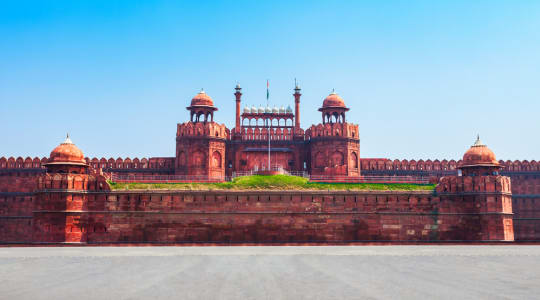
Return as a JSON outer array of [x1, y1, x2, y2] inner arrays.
[[1, 86, 538, 244], [177, 85, 360, 177]]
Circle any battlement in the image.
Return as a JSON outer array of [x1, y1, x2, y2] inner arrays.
[[359, 158, 539, 173], [305, 122, 359, 140], [0, 157, 47, 169], [0, 156, 176, 172], [436, 175, 512, 194], [177, 121, 229, 139], [37, 172, 110, 192], [237, 127, 299, 141]]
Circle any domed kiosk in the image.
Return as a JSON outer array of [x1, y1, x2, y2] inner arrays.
[[44, 134, 88, 174], [459, 135, 501, 176], [319, 90, 350, 124], [187, 89, 218, 123]]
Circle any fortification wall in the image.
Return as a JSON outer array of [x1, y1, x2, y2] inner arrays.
[[511, 175, 540, 240], [360, 158, 540, 241], [24, 187, 511, 244], [359, 158, 539, 173], [0, 171, 40, 243]]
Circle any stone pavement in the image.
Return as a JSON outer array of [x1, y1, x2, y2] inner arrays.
[[0, 246, 539, 300]]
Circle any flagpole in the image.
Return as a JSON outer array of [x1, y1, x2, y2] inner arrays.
[[267, 80, 271, 171]]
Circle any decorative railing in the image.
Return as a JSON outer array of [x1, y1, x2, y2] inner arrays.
[[111, 172, 429, 184], [232, 167, 309, 179], [309, 175, 430, 184], [110, 174, 228, 183]]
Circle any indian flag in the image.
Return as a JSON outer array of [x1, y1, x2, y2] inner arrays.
[[266, 80, 269, 100]]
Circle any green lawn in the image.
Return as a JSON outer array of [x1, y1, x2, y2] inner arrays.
[[108, 175, 435, 191]]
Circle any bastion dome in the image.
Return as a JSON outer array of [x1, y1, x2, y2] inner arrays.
[[461, 136, 500, 168], [46, 134, 87, 166], [322, 90, 346, 108], [190, 90, 214, 107]]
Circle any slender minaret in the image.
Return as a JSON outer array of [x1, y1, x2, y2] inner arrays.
[[294, 80, 301, 130], [234, 83, 242, 132]]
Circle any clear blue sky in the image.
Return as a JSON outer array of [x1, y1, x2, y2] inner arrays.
[[1, 1, 539, 160]]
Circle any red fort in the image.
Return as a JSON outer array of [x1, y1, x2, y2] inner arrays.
[[1, 85, 539, 244]]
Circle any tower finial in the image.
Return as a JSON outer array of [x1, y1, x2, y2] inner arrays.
[[331, 88, 335, 94], [63, 133, 73, 144], [473, 134, 484, 147]]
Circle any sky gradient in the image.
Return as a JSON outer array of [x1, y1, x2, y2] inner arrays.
[[1, 1, 539, 160]]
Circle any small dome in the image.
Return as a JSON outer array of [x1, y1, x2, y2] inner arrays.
[[251, 105, 257, 113], [322, 90, 346, 108], [461, 136, 500, 167], [279, 106, 285, 114], [265, 106, 272, 113], [286, 105, 293, 113], [46, 134, 87, 166], [244, 106, 250, 113], [258, 105, 265, 113], [272, 106, 279, 113], [190, 89, 214, 107]]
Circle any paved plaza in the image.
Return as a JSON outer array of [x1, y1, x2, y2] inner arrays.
[[0, 245, 539, 300]]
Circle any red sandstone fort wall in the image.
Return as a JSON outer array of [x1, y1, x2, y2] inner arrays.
[[24, 188, 512, 244], [360, 158, 539, 241], [0, 156, 175, 173], [1, 156, 539, 243], [0, 171, 40, 243]]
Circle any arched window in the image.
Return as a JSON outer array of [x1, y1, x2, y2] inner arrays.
[[350, 152, 358, 168]]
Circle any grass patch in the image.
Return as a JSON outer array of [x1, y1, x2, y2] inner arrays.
[[108, 175, 435, 191]]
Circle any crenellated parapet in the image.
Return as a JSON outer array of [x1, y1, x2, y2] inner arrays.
[[0, 156, 177, 171], [359, 158, 540, 173], [436, 175, 512, 195], [3, 156, 538, 174], [360, 158, 460, 172], [37, 172, 110, 193], [0, 157, 47, 169], [305, 122, 359, 140], [176, 121, 229, 140], [86, 157, 174, 170], [499, 160, 540, 172]]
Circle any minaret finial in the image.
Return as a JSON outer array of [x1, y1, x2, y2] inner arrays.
[[294, 78, 301, 91], [63, 133, 73, 144], [473, 134, 484, 147]]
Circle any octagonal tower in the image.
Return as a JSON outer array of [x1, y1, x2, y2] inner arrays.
[[435, 136, 514, 241], [175, 90, 228, 179], [306, 91, 360, 177]]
